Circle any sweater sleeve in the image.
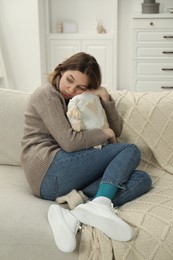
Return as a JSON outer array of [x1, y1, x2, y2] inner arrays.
[[101, 95, 123, 137], [32, 86, 108, 152]]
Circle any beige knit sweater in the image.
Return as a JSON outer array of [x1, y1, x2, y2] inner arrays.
[[21, 82, 122, 197]]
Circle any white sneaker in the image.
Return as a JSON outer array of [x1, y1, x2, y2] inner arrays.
[[47, 204, 80, 253], [72, 201, 132, 241]]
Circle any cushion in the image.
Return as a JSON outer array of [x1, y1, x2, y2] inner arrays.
[[0, 88, 30, 165], [67, 93, 109, 131]]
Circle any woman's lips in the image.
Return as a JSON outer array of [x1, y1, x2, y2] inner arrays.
[[63, 92, 72, 99]]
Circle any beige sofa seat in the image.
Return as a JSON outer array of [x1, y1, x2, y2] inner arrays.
[[0, 88, 79, 260]]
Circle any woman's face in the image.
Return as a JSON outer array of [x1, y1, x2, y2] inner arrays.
[[59, 70, 89, 99]]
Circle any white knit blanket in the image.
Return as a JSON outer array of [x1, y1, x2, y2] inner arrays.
[[59, 90, 173, 260]]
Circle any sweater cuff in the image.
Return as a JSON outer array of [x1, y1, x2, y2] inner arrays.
[[84, 129, 107, 149]]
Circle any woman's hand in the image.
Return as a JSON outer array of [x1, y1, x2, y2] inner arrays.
[[86, 86, 110, 102], [102, 128, 116, 143]]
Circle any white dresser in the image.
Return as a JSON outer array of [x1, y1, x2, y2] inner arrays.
[[133, 14, 173, 91]]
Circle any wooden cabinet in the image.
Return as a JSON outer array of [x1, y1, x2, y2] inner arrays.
[[44, 0, 118, 90], [133, 14, 173, 91]]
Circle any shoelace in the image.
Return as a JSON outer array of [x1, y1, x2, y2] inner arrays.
[[111, 203, 119, 215], [76, 220, 82, 233]]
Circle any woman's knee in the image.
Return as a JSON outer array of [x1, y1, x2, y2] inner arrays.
[[130, 143, 141, 156], [126, 143, 141, 164]]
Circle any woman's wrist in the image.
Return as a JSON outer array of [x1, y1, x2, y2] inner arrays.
[[100, 93, 110, 102], [86, 86, 110, 101], [102, 128, 115, 139], [99, 87, 110, 102]]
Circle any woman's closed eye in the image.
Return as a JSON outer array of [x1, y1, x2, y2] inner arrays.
[[67, 77, 73, 84], [77, 85, 87, 91]]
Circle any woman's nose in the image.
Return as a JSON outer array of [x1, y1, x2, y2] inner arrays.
[[68, 86, 76, 94]]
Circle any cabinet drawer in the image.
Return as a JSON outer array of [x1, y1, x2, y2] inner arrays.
[[133, 18, 173, 29], [136, 80, 173, 91], [136, 62, 173, 76], [136, 47, 173, 58], [136, 31, 173, 42]]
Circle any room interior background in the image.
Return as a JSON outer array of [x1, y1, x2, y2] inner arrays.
[[0, 0, 172, 92]]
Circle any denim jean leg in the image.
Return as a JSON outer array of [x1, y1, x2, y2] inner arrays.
[[100, 144, 141, 189], [40, 143, 144, 201], [82, 178, 101, 199], [112, 170, 152, 207], [41, 145, 126, 200], [82, 144, 142, 199]]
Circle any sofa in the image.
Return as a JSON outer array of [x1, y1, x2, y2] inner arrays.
[[0, 87, 173, 260]]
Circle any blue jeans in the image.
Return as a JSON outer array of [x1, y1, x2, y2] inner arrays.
[[40, 143, 152, 207]]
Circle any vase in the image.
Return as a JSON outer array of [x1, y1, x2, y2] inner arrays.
[[142, 0, 160, 13]]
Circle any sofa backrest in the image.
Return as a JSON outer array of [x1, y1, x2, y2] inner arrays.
[[1, 87, 173, 175], [110, 90, 173, 174], [0, 88, 30, 165]]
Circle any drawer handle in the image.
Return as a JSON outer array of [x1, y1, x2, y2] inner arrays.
[[163, 35, 173, 39], [162, 68, 173, 71], [163, 51, 173, 54], [161, 86, 173, 89]]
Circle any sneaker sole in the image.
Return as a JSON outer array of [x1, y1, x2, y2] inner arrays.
[[48, 205, 76, 252], [74, 203, 132, 241]]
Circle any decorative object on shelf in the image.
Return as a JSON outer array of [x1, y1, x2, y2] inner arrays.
[[62, 20, 78, 33], [45, 0, 117, 89], [142, 0, 160, 14], [96, 21, 107, 34], [56, 21, 62, 33]]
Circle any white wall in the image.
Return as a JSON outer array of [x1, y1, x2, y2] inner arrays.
[[0, 0, 42, 92], [0, 0, 172, 92]]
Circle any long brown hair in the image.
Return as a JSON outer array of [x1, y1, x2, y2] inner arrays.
[[48, 52, 102, 90]]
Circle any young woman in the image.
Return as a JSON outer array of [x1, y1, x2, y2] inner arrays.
[[21, 52, 152, 253]]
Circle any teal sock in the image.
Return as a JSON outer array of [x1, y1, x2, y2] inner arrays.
[[95, 183, 118, 200]]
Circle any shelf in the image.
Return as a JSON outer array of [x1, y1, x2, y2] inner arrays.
[[44, 0, 118, 89], [132, 13, 173, 19], [47, 33, 117, 40], [45, 0, 117, 34]]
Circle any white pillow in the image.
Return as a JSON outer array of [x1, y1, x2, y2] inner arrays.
[[67, 93, 109, 148]]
